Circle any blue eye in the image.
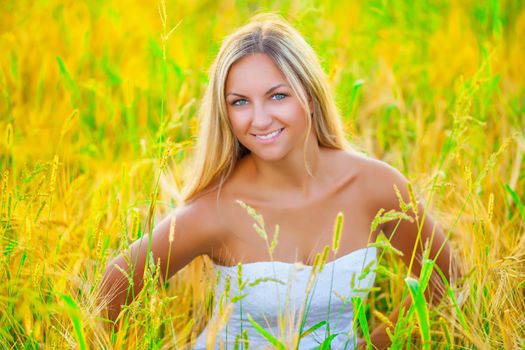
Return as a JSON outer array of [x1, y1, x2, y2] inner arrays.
[[272, 93, 287, 100], [232, 99, 248, 106]]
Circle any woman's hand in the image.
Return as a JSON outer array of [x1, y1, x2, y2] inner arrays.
[[355, 338, 367, 350], [356, 322, 396, 349], [355, 321, 395, 349]]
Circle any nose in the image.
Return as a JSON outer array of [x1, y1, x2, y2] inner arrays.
[[251, 103, 273, 131]]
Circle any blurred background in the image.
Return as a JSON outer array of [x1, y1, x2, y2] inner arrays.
[[0, 0, 524, 348]]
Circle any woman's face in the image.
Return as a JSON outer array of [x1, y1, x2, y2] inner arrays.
[[225, 53, 310, 162]]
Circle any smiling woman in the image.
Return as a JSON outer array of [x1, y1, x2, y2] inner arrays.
[[185, 13, 350, 197], [225, 53, 313, 162], [99, 13, 456, 350]]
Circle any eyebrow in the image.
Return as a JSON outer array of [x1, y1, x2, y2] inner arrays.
[[225, 83, 289, 98]]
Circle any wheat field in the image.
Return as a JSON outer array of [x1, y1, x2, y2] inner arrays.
[[0, 0, 524, 349]]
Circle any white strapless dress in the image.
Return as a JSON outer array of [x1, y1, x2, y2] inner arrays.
[[192, 247, 377, 350]]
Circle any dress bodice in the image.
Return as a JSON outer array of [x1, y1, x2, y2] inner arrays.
[[192, 247, 377, 350]]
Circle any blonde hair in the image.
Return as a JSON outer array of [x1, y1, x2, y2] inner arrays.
[[183, 13, 349, 202]]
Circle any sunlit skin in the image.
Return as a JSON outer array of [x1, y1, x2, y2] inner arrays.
[[3, 0, 523, 347], [101, 53, 454, 349], [225, 53, 320, 195]]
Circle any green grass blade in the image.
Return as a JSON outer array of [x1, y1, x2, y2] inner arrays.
[[300, 320, 327, 338], [352, 296, 371, 349], [319, 333, 338, 350], [60, 294, 87, 350], [405, 277, 430, 350], [246, 314, 285, 350], [505, 184, 525, 221], [55, 56, 80, 106], [432, 264, 469, 332]]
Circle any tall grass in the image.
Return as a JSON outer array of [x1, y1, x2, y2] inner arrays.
[[0, 0, 524, 348]]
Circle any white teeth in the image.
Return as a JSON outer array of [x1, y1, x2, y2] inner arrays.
[[256, 128, 283, 140]]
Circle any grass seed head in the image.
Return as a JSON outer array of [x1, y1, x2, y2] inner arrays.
[[332, 212, 344, 254], [168, 214, 176, 243]]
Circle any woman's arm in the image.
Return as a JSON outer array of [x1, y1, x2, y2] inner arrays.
[[99, 197, 224, 325], [359, 159, 457, 349]]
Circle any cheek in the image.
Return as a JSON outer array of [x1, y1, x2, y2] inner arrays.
[[269, 103, 307, 126], [228, 110, 250, 135]]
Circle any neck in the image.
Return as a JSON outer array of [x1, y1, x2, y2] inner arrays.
[[248, 131, 323, 196]]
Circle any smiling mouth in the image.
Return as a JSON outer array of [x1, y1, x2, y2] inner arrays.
[[251, 128, 284, 140]]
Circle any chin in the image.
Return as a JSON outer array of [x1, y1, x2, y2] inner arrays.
[[251, 150, 288, 162], [239, 141, 290, 162]]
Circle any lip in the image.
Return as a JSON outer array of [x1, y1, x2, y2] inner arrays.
[[251, 128, 284, 144]]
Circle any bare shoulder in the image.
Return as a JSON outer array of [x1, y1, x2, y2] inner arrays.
[[134, 191, 227, 258], [355, 152, 407, 183], [105, 189, 230, 287], [179, 190, 228, 244], [142, 190, 229, 275], [332, 148, 405, 178], [337, 150, 410, 209]]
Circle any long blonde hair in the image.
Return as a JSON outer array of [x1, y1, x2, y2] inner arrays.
[[183, 13, 349, 202]]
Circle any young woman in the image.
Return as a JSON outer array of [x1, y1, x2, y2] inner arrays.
[[101, 14, 455, 349]]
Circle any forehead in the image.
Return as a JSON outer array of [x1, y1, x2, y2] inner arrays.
[[225, 53, 288, 93]]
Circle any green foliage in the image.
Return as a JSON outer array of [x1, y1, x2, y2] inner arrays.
[[246, 314, 286, 350], [0, 0, 523, 348], [60, 294, 88, 350]]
